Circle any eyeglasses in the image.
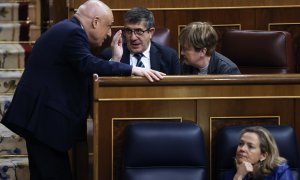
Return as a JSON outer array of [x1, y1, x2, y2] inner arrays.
[[123, 28, 150, 36]]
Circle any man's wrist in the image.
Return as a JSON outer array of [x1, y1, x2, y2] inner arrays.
[[110, 58, 120, 62]]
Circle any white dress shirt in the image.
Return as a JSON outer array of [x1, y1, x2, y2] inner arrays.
[[130, 42, 151, 69]]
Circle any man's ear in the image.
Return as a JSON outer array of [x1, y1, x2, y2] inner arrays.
[[92, 16, 100, 28], [149, 27, 155, 38]]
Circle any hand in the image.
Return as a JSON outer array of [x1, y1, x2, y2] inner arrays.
[[111, 30, 123, 61], [131, 67, 166, 82], [234, 160, 253, 180]]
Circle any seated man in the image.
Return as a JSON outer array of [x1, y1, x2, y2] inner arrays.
[[100, 7, 180, 75], [179, 22, 241, 75]]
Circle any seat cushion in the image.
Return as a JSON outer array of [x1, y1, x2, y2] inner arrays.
[[221, 30, 296, 73]]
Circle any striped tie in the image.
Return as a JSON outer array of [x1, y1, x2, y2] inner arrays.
[[134, 53, 145, 68]]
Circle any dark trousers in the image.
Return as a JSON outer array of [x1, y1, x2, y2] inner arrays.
[[25, 137, 73, 180]]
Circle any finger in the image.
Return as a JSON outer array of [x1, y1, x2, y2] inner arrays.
[[243, 162, 253, 172], [116, 29, 122, 34], [111, 30, 122, 44], [154, 72, 163, 81], [144, 72, 154, 82], [116, 30, 122, 45], [150, 73, 160, 81], [117, 34, 123, 45], [156, 71, 165, 79], [151, 70, 165, 79], [146, 70, 162, 81], [114, 30, 122, 38]]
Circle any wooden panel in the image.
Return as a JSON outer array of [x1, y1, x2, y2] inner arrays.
[[93, 75, 300, 180], [73, 0, 300, 9], [52, 0, 68, 23], [100, 7, 300, 67], [65, 4, 300, 71], [94, 100, 196, 180], [296, 99, 300, 153], [197, 99, 294, 179]]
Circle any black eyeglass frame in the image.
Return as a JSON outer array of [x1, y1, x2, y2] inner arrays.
[[123, 28, 151, 36]]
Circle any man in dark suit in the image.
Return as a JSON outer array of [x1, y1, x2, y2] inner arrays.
[[1, 1, 164, 179], [100, 7, 180, 75]]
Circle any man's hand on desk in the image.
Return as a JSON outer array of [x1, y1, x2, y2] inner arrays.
[[132, 66, 165, 82]]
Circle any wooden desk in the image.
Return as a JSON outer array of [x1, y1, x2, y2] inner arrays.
[[92, 74, 300, 180]]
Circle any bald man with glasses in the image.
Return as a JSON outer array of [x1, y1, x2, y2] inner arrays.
[[100, 7, 181, 75]]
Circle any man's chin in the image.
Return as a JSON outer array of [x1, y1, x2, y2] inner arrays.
[[129, 46, 142, 53], [89, 42, 101, 48], [183, 60, 190, 65], [98, 41, 105, 47]]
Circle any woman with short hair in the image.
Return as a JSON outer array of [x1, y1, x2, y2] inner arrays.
[[179, 22, 241, 75]]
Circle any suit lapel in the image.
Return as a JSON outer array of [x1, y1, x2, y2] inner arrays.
[[121, 45, 131, 64], [150, 44, 161, 71], [121, 43, 162, 70]]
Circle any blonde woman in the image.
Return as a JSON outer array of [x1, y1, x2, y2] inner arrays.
[[224, 126, 293, 180]]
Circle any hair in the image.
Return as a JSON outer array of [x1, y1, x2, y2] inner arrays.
[[123, 7, 155, 29], [179, 22, 218, 56], [239, 126, 287, 176]]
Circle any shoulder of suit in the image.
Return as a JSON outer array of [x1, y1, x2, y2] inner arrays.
[[151, 41, 176, 53]]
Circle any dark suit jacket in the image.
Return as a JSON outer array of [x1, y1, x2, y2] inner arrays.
[[1, 17, 132, 152], [181, 51, 241, 75], [100, 41, 180, 75]]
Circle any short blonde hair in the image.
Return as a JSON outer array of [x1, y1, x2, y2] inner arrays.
[[179, 22, 218, 55]]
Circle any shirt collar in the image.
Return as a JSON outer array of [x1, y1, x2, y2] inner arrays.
[[130, 42, 151, 58], [143, 42, 151, 58]]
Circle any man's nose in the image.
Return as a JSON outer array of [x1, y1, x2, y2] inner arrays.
[[130, 32, 138, 40]]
